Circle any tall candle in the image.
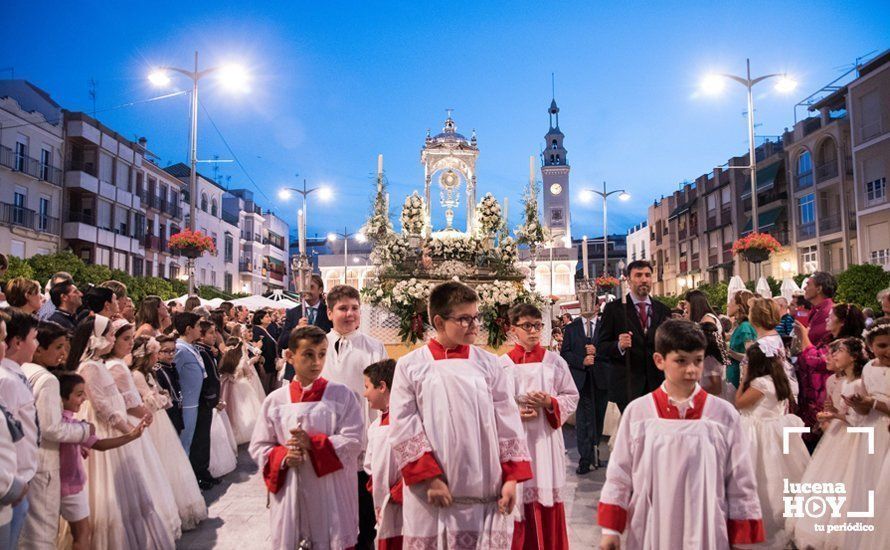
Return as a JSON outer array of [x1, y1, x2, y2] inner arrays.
[[529, 155, 535, 188], [377, 154, 383, 176], [298, 208, 306, 255], [503, 197, 509, 228], [582, 236, 589, 279]]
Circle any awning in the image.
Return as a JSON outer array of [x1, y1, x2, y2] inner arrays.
[[742, 161, 782, 196], [742, 206, 784, 233]]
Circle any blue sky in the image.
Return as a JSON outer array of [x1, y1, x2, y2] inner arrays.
[[2, 1, 887, 240]]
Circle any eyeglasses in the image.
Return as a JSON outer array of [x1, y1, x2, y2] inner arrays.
[[514, 322, 544, 333], [445, 314, 482, 328]]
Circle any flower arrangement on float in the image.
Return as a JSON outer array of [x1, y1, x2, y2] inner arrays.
[[400, 192, 425, 235], [474, 193, 504, 237], [168, 228, 216, 258], [476, 280, 542, 348]]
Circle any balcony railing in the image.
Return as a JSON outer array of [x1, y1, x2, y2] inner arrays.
[[678, 228, 687, 241], [68, 159, 98, 178], [706, 214, 717, 229], [723, 247, 734, 263], [1, 203, 60, 234], [819, 214, 842, 234], [0, 145, 63, 186], [799, 222, 816, 239], [269, 271, 284, 282], [708, 253, 719, 266], [816, 160, 839, 183], [239, 260, 253, 273], [67, 211, 95, 225]]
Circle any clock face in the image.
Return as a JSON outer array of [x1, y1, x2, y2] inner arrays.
[[550, 183, 563, 196]]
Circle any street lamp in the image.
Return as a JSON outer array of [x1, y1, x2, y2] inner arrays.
[[279, 178, 332, 271], [581, 182, 630, 279], [148, 52, 249, 295], [328, 228, 366, 283], [701, 59, 797, 234]]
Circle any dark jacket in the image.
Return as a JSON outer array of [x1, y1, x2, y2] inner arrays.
[[254, 325, 280, 375], [47, 309, 77, 332], [595, 295, 672, 409], [194, 343, 220, 409], [560, 316, 609, 392], [154, 361, 184, 433], [277, 301, 333, 349]]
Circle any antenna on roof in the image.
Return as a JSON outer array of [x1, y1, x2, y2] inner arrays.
[[551, 72, 555, 99], [88, 78, 97, 117], [212, 154, 221, 183]]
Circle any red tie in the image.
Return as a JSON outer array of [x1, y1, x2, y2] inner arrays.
[[636, 302, 649, 331]]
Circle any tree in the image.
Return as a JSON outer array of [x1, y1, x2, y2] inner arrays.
[[744, 276, 781, 297], [654, 294, 682, 309], [76, 264, 112, 286], [836, 264, 890, 311], [128, 277, 176, 301], [0, 256, 35, 286], [27, 251, 84, 285], [694, 282, 729, 314]]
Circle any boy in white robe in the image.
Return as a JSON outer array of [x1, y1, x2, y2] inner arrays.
[[321, 285, 387, 547], [249, 325, 363, 550], [390, 281, 533, 549], [500, 304, 579, 550], [362, 359, 403, 549], [598, 319, 764, 549]]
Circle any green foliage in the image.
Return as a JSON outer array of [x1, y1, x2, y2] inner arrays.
[[76, 264, 112, 286], [692, 282, 728, 314], [654, 294, 683, 309], [128, 278, 176, 302], [794, 273, 808, 287], [836, 264, 890, 311], [744, 276, 781, 296], [0, 256, 35, 286], [197, 285, 234, 301], [26, 251, 82, 285]]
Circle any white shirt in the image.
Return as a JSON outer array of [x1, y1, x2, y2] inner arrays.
[[0, 358, 39, 483], [661, 382, 702, 419]]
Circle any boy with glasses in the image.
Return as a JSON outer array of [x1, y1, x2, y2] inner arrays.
[[389, 281, 532, 548], [500, 303, 578, 550]]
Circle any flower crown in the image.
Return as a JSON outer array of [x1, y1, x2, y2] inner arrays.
[[132, 337, 161, 359]]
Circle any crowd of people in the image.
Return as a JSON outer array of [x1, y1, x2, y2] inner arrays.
[[2, 253, 890, 549]]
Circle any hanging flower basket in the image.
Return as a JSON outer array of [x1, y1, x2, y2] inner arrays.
[[732, 232, 781, 264], [595, 276, 620, 290], [169, 229, 216, 258]]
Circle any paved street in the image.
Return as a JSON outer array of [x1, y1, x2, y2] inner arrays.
[[178, 426, 607, 549]]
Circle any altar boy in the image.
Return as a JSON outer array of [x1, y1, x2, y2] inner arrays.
[[249, 326, 363, 550], [500, 303, 579, 550], [321, 284, 387, 546], [597, 319, 764, 549], [389, 281, 532, 549]]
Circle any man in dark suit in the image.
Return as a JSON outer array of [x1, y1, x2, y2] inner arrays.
[[561, 304, 610, 474], [595, 260, 671, 412], [277, 274, 333, 350]]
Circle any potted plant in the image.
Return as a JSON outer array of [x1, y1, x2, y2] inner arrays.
[[732, 232, 781, 264], [595, 276, 621, 292], [168, 228, 216, 259]]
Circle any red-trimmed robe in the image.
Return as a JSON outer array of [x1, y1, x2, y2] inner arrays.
[[248, 377, 363, 550], [500, 345, 579, 550], [389, 341, 533, 549], [364, 411, 404, 549], [597, 385, 765, 548]]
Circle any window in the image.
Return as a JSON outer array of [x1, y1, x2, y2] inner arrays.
[[211, 271, 217, 287], [866, 177, 886, 204], [721, 187, 730, 205], [224, 234, 234, 263], [535, 265, 551, 295], [132, 258, 144, 277], [13, 187, 26, 226], [40, 148, 52, 180], [201, 268, 207, 284], [211, 198, 218, 217], [872, 249, 890, 266], [859, 90, 881, 141], [38, 196, 50, 232], [170, 265, 180, 281], [554, 265, 571, 293], [115, 161, 129, 189], [224, 273, 233, 293], [201, 193, 208, 212], [551, 139, 558, 149], [113, 251, 128, 272], [706, 193, 717, 211], [97, 247, 111, 267], [799, 193, 815, 224], [801, 245, 818, 273], [796, 151, 813, 188], [99, 152, 114, 185], [14, 138, 27, 171], [326, 272, 341, 289]]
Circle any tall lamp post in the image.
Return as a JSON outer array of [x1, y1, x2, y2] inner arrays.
[[279, 179, 332, 293], [582, 182, 630, 279], [327, 228, 367, 283], [149, 52, 249, 295], [701, 60, 797, 235]]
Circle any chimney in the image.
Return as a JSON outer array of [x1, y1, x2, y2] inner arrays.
[[137, 137, 147, 149]]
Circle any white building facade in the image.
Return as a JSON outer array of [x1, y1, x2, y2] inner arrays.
[[626, 220, 649, 264]]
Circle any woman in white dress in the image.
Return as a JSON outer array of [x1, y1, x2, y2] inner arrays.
[[736, 342, 809, 548], [217, 339, 263, 445], [130, 335, 208, 530], [102, 319, 182, 540], [65, 316, 175, 550]]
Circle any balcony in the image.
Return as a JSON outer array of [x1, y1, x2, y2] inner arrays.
[[166, 202, 181, 218], [691, 256, 700, 271], [799, 222, 816, 239], [708, 253, 719, 266], [679, 259, 688, 273], [0, 203, 60, 234], [706, 214, 717, 229], [239, 260, 254, 273], [0, 146, 63, 186], [263, 236, 287, 251], [723, 247, 734, 263], [819, 214, 842, 234], [241, 231, 262, 243], [815, 160, 839, 183], [143, 235, 161, 251], [721, 206, 732, 223], [67, 211, 95, 225], [269, 271, 285, 282], [678, 228, 687, 241]]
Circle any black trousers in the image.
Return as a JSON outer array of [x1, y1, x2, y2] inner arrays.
[[575, 375, 609, 465], [357, 470, 376, 549], [189, 403, 214, 481]]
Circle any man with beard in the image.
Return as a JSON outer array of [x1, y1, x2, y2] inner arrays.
[[595, 260, 671, 411]]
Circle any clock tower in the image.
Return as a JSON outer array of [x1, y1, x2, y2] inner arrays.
[[541, 97, 571, 245]]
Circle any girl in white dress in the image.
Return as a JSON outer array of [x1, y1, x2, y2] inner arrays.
[[103, 319, 182, 540], [230, 322, 267, 400], [66, 315, 175, 550], [736, 342, 809, 548], [792, 337, 869, 549], [130, 336, 208, 530], [218, 339, 263, 445]]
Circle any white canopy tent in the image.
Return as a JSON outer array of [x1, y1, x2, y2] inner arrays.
[[230, 295, 299, 310]]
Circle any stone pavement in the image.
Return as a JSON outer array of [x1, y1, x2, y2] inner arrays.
[[178, 426, 607, 549]]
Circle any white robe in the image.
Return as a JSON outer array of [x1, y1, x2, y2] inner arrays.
[[364, 414, 403, 541], [322, 329, 387, 466], [499, 349, 579, 511], [598, 385, 763, 549], [249, 378, 362, 550], [390, 345, 531, 549]]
